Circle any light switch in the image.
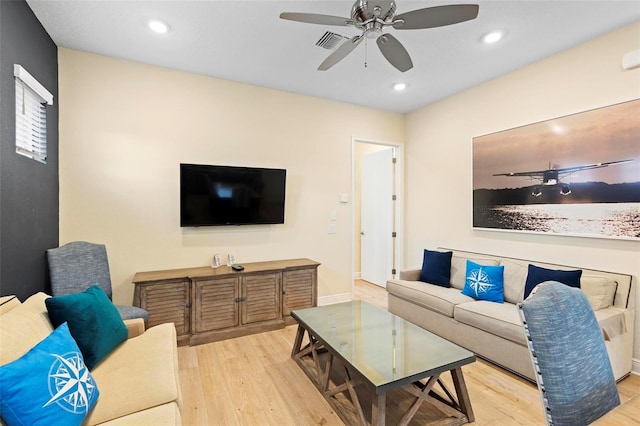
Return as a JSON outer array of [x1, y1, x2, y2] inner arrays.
[[339, 193, 349, 203], [330, 211, 337, 221], [327, 224, 337, 234]]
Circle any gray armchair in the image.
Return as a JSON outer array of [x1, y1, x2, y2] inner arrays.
[[518, 281, 619, 426], [46, 241, 148, 322]]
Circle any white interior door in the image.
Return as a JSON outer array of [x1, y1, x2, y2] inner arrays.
[[360, 148, 394, 287]]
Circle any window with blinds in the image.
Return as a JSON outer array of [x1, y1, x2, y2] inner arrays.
[[14, 65, 53, 164]]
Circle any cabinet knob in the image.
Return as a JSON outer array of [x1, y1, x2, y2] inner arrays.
[[186, 302, 192, 308]]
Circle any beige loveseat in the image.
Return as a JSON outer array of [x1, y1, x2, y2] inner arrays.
[[386, 248, 635, 382], [0, 292, 182, 425]]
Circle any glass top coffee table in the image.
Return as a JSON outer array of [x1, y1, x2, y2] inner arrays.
[[291, 300, 476, 426]]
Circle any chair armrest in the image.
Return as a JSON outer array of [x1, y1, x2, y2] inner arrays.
[[124, 318, 146, 338]]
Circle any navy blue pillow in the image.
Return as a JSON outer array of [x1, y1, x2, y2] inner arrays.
[[419, 249, 452, 287], [524, 264, 582, 299]]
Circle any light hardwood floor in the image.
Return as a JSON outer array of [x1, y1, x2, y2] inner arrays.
[[178, 279, 640, 425]]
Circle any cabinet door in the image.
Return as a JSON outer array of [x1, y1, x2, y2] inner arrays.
[[241, 273, 281, 325], [140, 280, 190, 336], [283, 268, 317, 316], [193, 278, 239, 333]]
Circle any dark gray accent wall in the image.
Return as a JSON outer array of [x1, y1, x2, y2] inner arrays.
[[0, 0, 58, 300]]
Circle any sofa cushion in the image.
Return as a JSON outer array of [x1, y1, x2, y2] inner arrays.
[[461, 260, 505, 303], [524, 264, 582, 300], [454, 301, 527, 346], [386, 279, 474, 317], [46, 285, 128, 370], [0, 293, 53, 366], [582, 275, 617, 311], [98, 402, 182, 426], [419, 249, 452, 287], [450, 256, 499, 289], [0, 323, 99, 426], [498, 259, 528, 305], [85, 323, 181, 425], [594, 307, 627, 341]]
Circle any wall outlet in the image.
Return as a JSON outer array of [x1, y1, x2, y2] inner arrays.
[[327, 224, 337, 234]]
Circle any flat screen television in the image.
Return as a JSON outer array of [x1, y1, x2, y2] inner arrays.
[[180, 163, 286, 226]]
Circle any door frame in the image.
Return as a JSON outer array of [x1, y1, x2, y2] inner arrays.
[[351, 136, 404, 296]]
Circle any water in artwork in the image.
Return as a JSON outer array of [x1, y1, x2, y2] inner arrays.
[[474, 202, 640, 239]]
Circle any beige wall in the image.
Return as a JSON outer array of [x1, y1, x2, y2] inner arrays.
[[404, 22, 640, 359], [58, 48, 404, 305], [59, 22, 639, 362]]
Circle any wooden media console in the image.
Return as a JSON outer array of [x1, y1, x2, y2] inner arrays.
[[132, 258, 319, 346]]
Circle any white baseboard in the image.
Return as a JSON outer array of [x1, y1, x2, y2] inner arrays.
[[632, 358, 640, 376], [318, 293, 351, 306], [353, 272, 361, 279]]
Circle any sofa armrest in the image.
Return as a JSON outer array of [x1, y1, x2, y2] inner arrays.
[[124, 318, 146, 338], [0, 296, 20, 315], [399, 269, 421, 281]]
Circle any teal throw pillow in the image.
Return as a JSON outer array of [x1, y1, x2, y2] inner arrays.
[[419, 249, 452, 287], [461, 260, 505, 303], [0, 323, 99, 426], [46, 285, 128, 370], [524, 264, 582, 299]]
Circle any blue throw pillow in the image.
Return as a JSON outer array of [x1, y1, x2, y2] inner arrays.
[[524, 264, 582, 299], [461, 260, 505, 303], [419, 249, 452, 287], [46, 285, 128, 370], [0, 323, 99, 426]]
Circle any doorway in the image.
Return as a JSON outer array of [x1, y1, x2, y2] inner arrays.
[[352, 139, 403, 290]]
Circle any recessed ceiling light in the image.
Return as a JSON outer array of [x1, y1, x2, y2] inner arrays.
[[482, 30, 503, 44], [148, 19, 170, 34], [393, 82, 406, 91]]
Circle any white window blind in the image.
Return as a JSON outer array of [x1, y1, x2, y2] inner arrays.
[[14, 65, 53, 164]]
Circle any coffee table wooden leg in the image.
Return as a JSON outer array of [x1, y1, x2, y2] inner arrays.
[[322, 352, 333, 391], [451, 367, 474, 422], [343, 367, 367, 425], [372, 392, 386, 426], [291, 324, 305, 357], [398, 375, 439, 426]]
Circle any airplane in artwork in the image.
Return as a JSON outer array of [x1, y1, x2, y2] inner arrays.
[[493, 159, 633, 196]]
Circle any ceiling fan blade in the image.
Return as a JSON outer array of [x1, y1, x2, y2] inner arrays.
[[318, 35, 363, 71], [376, 34, 413, 72], [393, 4, 479, 30], [279, 12, 352, 26]]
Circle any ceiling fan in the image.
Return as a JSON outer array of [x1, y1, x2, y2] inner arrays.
[[280, 1, 479, 72]]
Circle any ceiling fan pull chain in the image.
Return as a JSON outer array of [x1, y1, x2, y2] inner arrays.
[[364, 37, 368, 68]]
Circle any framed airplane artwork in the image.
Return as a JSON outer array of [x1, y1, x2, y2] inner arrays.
[[472, 98, 640, 241]]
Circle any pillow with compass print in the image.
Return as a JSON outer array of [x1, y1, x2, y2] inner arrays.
[[461, 259, 505, 303], [0, 322, 99, 426]]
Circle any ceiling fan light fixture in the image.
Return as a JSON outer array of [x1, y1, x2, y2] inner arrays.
[[148, 19, 170, 34], [393, 82, 406, 91], [366, 28, 383, 39], [482, 30, 503, 44]]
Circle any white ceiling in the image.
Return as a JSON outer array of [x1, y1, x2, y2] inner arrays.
[[26, 0, 640, 113]]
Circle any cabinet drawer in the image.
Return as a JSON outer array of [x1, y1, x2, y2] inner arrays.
[[193, 278, 239, 332]]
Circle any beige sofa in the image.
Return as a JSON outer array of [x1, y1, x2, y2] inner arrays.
[[386, 248, 635, 382], [0, 292, 182, 425]]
